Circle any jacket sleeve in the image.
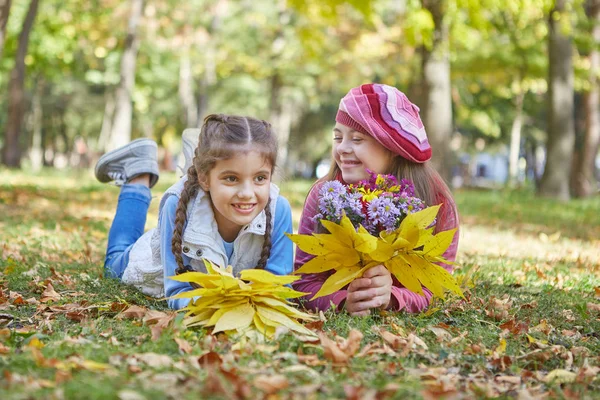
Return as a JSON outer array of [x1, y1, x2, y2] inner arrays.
[[160, 194, 192, 310], [264, 196, 294, 276]]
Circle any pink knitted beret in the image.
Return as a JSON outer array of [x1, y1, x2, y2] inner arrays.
[[335, 83, 432, 163]]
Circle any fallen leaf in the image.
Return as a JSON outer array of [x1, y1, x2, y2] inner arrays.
[[174, 338, 192, 354], [136, 353, 173, 368], [428, 326, 452, 341], [586, 302, 600, 313], [544, 369, 576, 384], [320, 333, 351, 364], [0, 343, 10, 354], [120, 305, 147, 319], [254, 374, 289, 394], [198, 351, 222, 368], [40, 283, 61, 303]]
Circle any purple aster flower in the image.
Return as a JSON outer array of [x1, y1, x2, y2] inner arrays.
[[400, 179, 415, 197], [367, 197, 401, 233]]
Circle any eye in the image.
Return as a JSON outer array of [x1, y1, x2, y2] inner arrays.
[[255, 175, 269, 183], [352, 137, 363, 143], [223, 176, 237, 183], [333, 135, 342, 142]]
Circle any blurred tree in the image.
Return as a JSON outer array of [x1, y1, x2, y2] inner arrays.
[[0, 0, 10, 60], [571, 0, 600, 197], [107, 0, 144, 151], [539, 0, 575, 200], [420, 0, 453, 183], [1, 0, 39, 167], [453, 0, 550, 187]]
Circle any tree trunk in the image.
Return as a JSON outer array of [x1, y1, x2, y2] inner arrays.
[[108, 0, 144, 151], [30, 79, 44, 171], [508, 89, 525, 186], [269, 73, 293, 175], [97, 92, 115, 151], [420, 0, 453, 184], [538, 0, 575, 201], [0, 0, 11, 60], [194, 2, 224, 128], [1, 0, 39, 168], [571, 0, 600, 197], [179, 44, 198, 128]]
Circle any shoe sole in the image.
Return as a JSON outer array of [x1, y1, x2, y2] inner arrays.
[[95, 138, 158, 182]]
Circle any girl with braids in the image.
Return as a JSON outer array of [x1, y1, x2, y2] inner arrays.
[[95, 114, 293, 310]]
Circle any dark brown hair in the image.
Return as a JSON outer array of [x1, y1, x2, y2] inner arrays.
[[172, 114, 278, 274]]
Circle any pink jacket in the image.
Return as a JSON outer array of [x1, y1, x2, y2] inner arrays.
[[292, 180, 459, 313]]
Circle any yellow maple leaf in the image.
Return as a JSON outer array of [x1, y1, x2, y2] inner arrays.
[[169, 261, 317, 339], [287, 205, 464, 301]]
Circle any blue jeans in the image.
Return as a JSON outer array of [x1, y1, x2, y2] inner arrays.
[[104, 184, 152, 279]]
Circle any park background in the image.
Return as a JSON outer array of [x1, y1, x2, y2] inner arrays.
[[1, 1, 600, 399]]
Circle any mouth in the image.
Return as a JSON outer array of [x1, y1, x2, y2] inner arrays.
[[340, 160, 361, 168], [232, 203, 257, 214]]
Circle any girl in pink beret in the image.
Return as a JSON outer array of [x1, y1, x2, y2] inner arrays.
[[293, 83, 460, 316]]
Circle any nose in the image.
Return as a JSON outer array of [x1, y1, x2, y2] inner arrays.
[[336, 137, 352, 155], [237, 180, 253, 199]]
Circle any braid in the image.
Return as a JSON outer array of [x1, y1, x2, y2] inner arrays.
[[256, 198, 273, 269], [171, 166, 200, 274]]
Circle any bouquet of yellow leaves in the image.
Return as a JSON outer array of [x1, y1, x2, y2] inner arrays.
[[287, 172, 464, 301], [169, 260, 317, 339]]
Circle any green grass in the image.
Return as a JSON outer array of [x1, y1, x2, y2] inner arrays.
[[1, 168, 599, 399]]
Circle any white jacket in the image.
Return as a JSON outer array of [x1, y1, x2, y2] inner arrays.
[[122, 176, 280, 298]]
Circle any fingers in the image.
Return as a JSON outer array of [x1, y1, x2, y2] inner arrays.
[[345, 266, 394, 316], [362, 265, 390, 279], [345, 287, 392, 314], [347, 278, 371, 292], [346, 295, 389, 314]]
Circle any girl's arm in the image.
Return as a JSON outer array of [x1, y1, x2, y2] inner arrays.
[[160, 194, 193, 310], [264, 196, 294, 275]]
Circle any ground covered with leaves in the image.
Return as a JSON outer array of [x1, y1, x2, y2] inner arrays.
[[1, 169, 599, 399]]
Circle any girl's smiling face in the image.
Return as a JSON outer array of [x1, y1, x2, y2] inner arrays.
[[200, 150, 272, 242], [332, 123, 394, 184]]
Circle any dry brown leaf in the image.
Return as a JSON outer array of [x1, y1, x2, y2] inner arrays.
[[40, 283, 61, 303], [296, 350, 323, 367], [198, 351, 222, 369], [586, 302, 600, 313], [428, 326, 452, 341], [136, 353, 173, 368], [340, 329, 363, 356], [319, 332, 350, 364], [495, 375, 521, 385], [151, 324, 166, 341], [143, 310, 174, 326], [120, 305, 147, 319], [174, 338, 192, 354], [254, 374, 289, 394], [530, 319, 553, 335]]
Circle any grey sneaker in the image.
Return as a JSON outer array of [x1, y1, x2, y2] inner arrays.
[[180, 128, 199, 175], [95, 138, 160, 188]]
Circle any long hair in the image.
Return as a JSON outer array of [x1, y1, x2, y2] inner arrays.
[[324, 154, 456, 233], [171, 114, 278, 274]]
